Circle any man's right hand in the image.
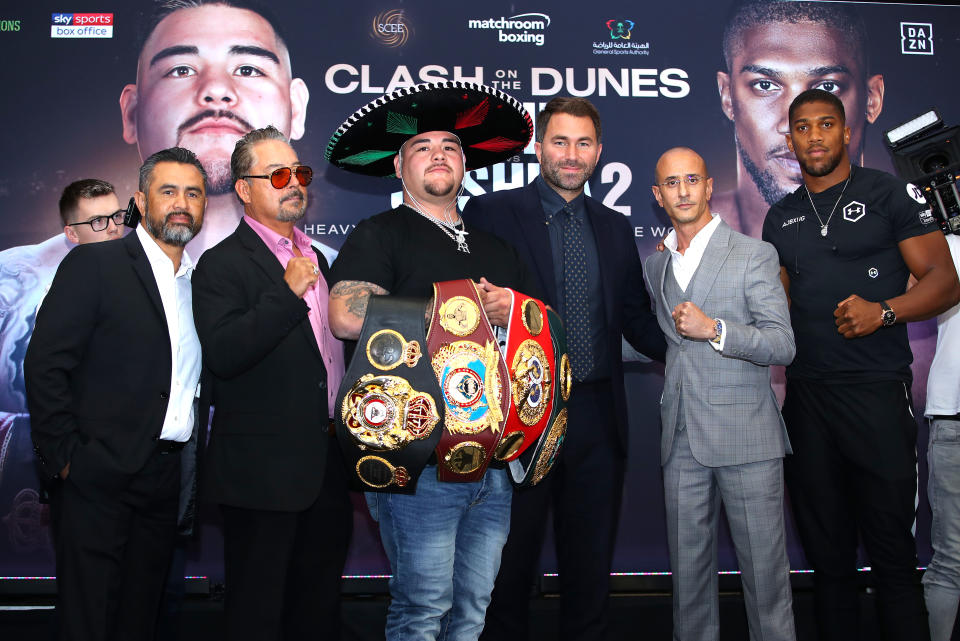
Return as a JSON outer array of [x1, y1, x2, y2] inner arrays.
[[284, 257, 320, 298], [60, 462, 70, 479]]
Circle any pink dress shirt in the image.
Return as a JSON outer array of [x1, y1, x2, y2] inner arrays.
[[243, 216, 345, 417]]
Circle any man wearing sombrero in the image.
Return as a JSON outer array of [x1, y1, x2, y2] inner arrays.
[[326, 81, 541, 640]]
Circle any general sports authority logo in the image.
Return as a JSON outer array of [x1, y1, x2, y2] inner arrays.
[[843, 201, 866, 223], [606, 19, 634, 40]]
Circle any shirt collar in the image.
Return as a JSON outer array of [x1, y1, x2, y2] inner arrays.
[[662, 213, 721, 256], [244, 214, 312, 255], [535, 175, 585, 219], [136, 224, 193, 277]]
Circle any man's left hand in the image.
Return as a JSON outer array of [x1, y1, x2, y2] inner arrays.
[[834, 294, 883, 338], [476, 277, 511, 327], [672, 301, 716, 340]]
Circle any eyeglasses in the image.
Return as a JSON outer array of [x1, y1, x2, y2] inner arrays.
[[242, 166, 313, 189], [658, 174, 706, 189], [67, 210, 125, 232]]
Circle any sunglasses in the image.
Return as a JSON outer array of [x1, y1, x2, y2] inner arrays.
[[242, 166, 313, 189]]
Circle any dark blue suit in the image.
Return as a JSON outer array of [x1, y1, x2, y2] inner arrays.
[[463, 182, 664, 641]]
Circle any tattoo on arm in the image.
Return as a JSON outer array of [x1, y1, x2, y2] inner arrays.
[[330, 280, 389, 319]]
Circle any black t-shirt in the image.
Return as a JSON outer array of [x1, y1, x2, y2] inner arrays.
[[762, 165, 939, 383], [329, 205, 541, 300]]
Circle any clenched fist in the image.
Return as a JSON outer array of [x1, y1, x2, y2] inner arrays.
[[671, 301, 716, 340], [284, 257, 320, 298]]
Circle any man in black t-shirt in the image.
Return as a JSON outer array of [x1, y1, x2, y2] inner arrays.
[[325, 82, 537, 641], [762, 89, 960, 641]]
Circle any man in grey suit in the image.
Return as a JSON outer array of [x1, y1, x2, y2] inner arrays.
[[644, 147, 796, 641]]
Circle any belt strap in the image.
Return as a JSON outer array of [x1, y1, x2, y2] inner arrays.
[[427, 279, 510, 482], [336, 296, 443, 493], [508, 307, 571, 488]]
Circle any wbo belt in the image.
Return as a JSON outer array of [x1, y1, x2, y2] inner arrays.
[[506, 306, 570, 488], [335, 296, 443, 493], [427, 279, 510, 483]]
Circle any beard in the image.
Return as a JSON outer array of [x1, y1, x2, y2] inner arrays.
[[276, 191, 307, 222], [202, 158, 234, 196], [540, 157, 596, 194], [737, 135, 793, 207], [144, 208, 201, 247], [799, 147, 845, 178]]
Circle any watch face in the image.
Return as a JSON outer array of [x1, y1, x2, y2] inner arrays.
[[882, 310, 896, 327]]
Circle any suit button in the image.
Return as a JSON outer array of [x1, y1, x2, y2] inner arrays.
[[319, 381, 326, 391], [160, 392, 169, 399]]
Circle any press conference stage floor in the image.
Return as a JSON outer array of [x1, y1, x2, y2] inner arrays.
[[4, 588, 951, 641]]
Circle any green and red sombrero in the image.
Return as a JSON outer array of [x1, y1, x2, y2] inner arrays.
[[325, 81, 533, 177]]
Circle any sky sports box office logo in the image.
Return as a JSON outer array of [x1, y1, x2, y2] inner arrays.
[[51, 13, 113, 38]]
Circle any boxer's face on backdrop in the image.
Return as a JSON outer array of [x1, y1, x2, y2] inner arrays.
[[120, 5, 309, 195], [718, 20, 882, 205]]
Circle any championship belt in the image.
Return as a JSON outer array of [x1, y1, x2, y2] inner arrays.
[[492, 290, 554, 463], [427, 279, 510, 483], [335, 296, 443, 493], [507, 307, 571, 488]]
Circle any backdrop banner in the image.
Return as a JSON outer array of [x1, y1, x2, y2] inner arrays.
[[0, 0, 954, 581]]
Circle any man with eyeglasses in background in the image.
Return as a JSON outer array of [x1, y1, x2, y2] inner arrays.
[[191, 125, 350, 641], [646, 147, 796, 641]]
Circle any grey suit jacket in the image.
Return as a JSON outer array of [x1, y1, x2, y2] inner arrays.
[[643, 220, 795, 467]]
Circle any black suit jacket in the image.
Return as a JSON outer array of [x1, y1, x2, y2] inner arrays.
[[462, 182, 665, 450], [25, 232, 183, 486], [192, 220, 333, 512]]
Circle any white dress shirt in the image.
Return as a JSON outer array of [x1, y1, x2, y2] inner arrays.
[[136, 225, 202, 442], [662, 214, 726, 351]]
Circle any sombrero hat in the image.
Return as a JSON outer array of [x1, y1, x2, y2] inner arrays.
[[325, 81, 533, 177]]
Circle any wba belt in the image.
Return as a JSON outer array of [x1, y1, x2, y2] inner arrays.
[[427, 279, 510, 483], [335, 296, 443, 493], [507, 306, 570, 488]]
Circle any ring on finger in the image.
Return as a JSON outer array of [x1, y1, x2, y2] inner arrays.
[[312, 265, 319, 276]]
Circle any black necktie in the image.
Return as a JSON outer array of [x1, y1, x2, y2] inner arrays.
[[561, 204, 593, 381]]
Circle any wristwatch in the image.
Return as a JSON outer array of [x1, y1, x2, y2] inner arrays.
[[880, 300, 896, 327], [711, 318, 723, 344]]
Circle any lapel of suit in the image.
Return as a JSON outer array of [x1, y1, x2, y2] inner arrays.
[[513, 183, 558, 305], [647, 248, 677, 340], [125, 231, 167, 324], [237, 220, 323, 361], [585, 198, 617, 324], [686, 220, 734, 310]]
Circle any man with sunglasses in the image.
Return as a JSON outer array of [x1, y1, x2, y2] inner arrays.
[[192, 126, 349, 641]]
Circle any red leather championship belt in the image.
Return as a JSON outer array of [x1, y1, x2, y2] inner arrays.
[[492, 290, 554, 463], [427, 280, 510, 483], [507, 306, 571, 488]]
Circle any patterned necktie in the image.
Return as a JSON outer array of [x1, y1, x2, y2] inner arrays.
[[561, 203, 593, 381]]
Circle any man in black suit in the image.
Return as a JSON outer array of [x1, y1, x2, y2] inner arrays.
[[192, 126, 350, 641], [25, 147, 207, 641], [462, 96, 666, 641]]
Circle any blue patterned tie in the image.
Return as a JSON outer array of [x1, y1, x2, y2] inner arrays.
[[561, 203, 593, 381]]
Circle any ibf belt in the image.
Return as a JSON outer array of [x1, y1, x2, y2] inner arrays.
[[336, 296, 443, 493], [507, 307, 571, 488], [427, 279, 510, 482], [492, 291, 554, 463]]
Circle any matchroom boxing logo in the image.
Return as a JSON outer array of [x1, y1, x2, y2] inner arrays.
[[51, 12, 113, 38]]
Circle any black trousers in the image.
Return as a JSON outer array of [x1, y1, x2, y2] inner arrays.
[[481, 381, 624, 641], [782, 379, 928, 641], [220, 437, 352, 641], [51, 442, 180, 641]]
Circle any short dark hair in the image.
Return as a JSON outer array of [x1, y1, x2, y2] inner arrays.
[[136, 0, 289, 58], [231, 125, 289, 184], [58, 179, 116, 226], [535, 97, 602, 144], [721, 1, 869, 74], [139, 147, 207, 193], [789, 89, 846, 127]]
